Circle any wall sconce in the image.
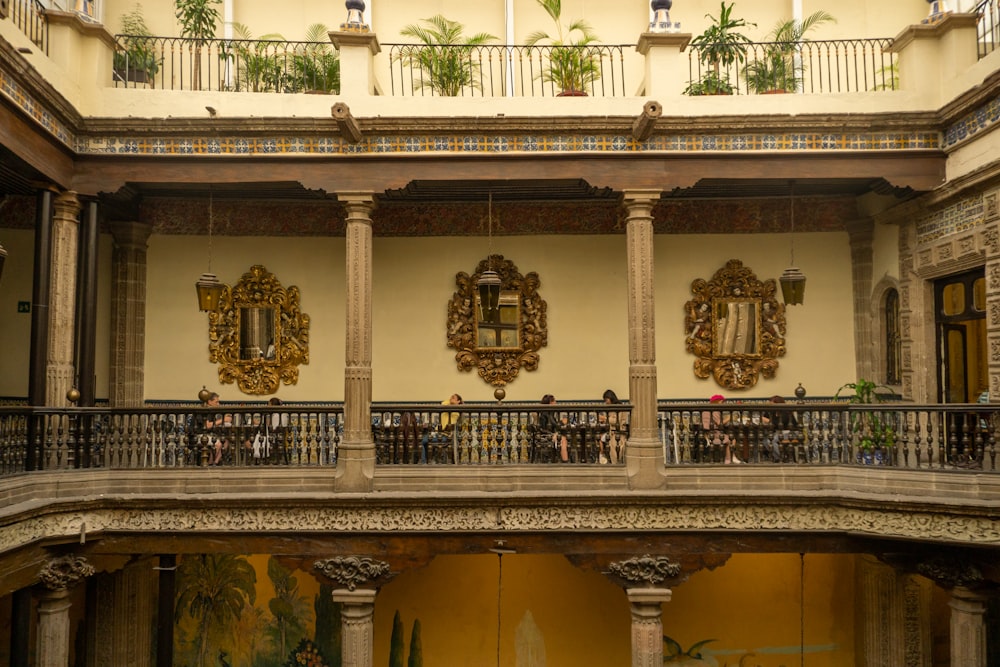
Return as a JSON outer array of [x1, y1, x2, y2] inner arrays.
[[477, 193, 501, 322], [0, 241, 7, 284], [195, 192, 224, 311], [779, 181, 806, 305]]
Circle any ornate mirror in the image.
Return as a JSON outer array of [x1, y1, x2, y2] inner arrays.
[[684, 259, 786, 390], [208, 265, 310, 395], [447, 254, 547, 386]]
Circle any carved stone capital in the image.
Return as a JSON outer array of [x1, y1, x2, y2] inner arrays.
[[915, 557, 985, 590], [314, 556, 391, 591], [38, 554, 95, 591], [608, 555, 681, 585]]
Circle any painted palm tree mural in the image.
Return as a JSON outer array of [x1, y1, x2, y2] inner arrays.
[[175, 554, 258, 667], [265, 556, 314, 660]]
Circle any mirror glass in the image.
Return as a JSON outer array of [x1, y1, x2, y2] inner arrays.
[[476, 290, 521, 349], [208, 265, 310, 395], [239, 307, 277, 361], [712, 299, 760, 357], [684, 259, 786, 390], [447, 254, 548, 387]]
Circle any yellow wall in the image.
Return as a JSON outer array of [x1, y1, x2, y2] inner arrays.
[[373, 552, 856, 666]]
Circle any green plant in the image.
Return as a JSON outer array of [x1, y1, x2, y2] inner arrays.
[[290, 23, 340, 94], [115, 4, 161, 86], [744, 10, 835, 94], [396, 15, 497, 97], [835, 378, 897, 457], [222, 23, 288, 92], [175, 0, 221, 90], [686, 2, 754, 96], [525, 0, 601, 95]]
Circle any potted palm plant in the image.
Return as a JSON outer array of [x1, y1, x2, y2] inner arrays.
[[835, 378, 896, 465], [744, 10, 835, 94], [291, 23, 340, 94], [175, 0, 221, 91], [114, 4, 161, 87], [525, 0, 601, 96], [396, 15, 497, 97], [685, 2, 754, 96]]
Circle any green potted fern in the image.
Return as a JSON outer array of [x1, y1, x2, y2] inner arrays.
[[744, 10, 835, 94], [525, 0, 601, 96], [396, 15, 497, 97], [835, 378, 896, 465], [115, 4, 161, 87], [685, 2, 754, 96]]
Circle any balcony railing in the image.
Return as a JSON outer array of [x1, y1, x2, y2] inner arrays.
[[978, 0, 1000, 58], [686, 38, 897, 95], [112, 35, 340, 93], [0, 402, 997, 475], [385, 43, 629, 97], [6, 0, 47, 55]]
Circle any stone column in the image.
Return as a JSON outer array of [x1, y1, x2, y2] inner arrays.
[[85, 558, 157, 667], [46, 191, 81, 407], [622, 190, 663, 489], [36, 554, 95, 667], [337, 193, 376, 492], [847, 219, 875, 382], [949, 586, 988, 667], [856, 555, 904, 667], [627, 588, 671, 667], [332, 589, 377, 667], [109, 221, 153, 407]]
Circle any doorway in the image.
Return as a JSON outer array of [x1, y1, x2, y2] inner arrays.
[[935, 269, 987, 403]]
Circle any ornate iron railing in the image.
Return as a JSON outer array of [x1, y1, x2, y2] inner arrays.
[[977, 0, 1000, 58], [385, 43, 629, 97], [0, 402, 996, 474], [686, 38, 897, 95], [7, 0, 47, 55], [111, 35, 340, 93]]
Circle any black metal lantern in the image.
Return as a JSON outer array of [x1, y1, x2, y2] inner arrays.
[[780, 182, 806, 305]]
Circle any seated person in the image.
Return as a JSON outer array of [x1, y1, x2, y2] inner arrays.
[[202, 392, 233, 465], [539, 394, 570, 463], [598, 389, 628, 464], [421, 394, 463, 463]]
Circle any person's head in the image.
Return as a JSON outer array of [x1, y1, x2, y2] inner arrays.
[[449, 394, 463, 405], [541, 394, 555, 404], [206, 392, 220, 406], [769, 395, 785, 404], [268, 397, 282, 406], [709, 394, 725, 404], [602, 389, 619, 404]]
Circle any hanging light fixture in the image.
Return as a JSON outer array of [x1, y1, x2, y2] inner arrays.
[[195, 191, 225, 312], [0, 240, 7, 284], [477, 192, 501, 323], [779, 181, 807, 306]]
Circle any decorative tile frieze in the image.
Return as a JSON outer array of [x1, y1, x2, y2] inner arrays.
[[916, 194, 985, 246], [943, 93, 1000, 150], [0, 69, 73, 147]]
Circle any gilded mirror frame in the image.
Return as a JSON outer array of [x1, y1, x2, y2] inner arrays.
[[446, 254, 547, 387], [684, 259, 786, 390], [208, 265, 310, 395]]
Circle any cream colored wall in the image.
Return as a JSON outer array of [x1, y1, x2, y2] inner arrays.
[[657, 232, 856, 400], [144, 235, 346, 402]]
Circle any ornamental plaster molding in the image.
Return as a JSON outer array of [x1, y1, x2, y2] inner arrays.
[[38, 554, 95, 590], [608, 555, 681, 585], [2, 502, 999, 557], [314, 556, 391, 591]]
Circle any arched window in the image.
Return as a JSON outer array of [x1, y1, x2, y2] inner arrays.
[[885, 288, 901, 385]]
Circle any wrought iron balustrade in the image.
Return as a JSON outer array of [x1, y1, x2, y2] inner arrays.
[[112, 35, 340, 93], [977, 0, 1000, 58], [371, 403, 630, 465], [686, 38, 897, 95], [384, 43, 629, 97], [0, 405, 342, 474], [7, 0, 47, 54], [659, 403, 997, 470]]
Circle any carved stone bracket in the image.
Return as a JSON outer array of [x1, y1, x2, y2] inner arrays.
[[38, 554, 95, 590], [313, 556, 391, 591], [608, 554, 681, 585], [208, 265, 310, 395], [684, 259, 786, 390], [446, 254, 548, 387]]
